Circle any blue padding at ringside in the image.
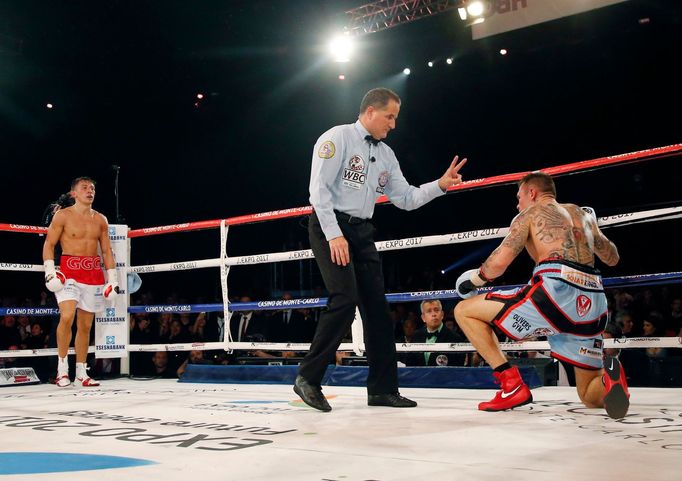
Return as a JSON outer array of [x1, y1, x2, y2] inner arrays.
[[179, 364, 301, 384], [179, 364, 542, 389]]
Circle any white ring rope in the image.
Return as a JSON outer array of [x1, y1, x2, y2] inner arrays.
[[1, 206, 679, 274], [120, 206, 682, 274], [1, 206, 680, 358]]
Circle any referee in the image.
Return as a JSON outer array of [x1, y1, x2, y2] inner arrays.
[[294, 87, 467, 411]]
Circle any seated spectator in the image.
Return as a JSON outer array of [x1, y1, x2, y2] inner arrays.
[[189, 312, 208, 342], [405, 300, 465, 367], [642, 311, 667, 358], [616, 311, 637, 337], [177, 350, 212, 378], [398, 317, 418, 343], [665, 297, 682, 336], [149, 351, 176, 378], [0, 316, 21, 350]]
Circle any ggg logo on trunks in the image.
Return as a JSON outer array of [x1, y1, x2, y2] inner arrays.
[[576, 295, 591, 317], [66, 256, 102, 271]]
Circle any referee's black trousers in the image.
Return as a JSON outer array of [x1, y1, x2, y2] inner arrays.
[[298, 211, 398, 395]]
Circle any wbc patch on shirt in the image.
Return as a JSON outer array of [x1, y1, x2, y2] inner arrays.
[[318, 140, 336, 159], [342, 154, 366, 190]]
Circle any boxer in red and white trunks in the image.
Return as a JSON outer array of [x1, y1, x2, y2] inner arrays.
[[454, 172, 630, 419], [42, 176, 120, 387]]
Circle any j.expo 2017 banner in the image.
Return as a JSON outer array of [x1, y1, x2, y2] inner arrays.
[[472, 0, 629, 40], [94, 224, 129, 359]]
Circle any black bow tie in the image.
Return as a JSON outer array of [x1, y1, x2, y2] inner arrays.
[[365, 135, 381, 146], [426, 332, 438, 341]]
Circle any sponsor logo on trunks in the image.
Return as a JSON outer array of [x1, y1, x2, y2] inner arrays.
[[511, 313, 531, 333], [318, 140, 335, 159], [561, 266, 603, 289], [578, 346, 602, 359], [65, 256, 102, 271], [106, 336, 116, 345], [576, 295, 592, 317], [109, 227, 116, 236], [105, 308, 116, 317], [376, 170, 389, 194]]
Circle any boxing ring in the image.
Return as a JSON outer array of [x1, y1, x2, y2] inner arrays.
[[0, 144, 681, 480]]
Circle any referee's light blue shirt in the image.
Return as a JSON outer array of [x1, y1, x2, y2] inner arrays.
[[309, 120, 445, 241]]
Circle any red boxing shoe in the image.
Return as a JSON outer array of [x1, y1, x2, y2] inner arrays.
[[479, 366, 533, 412], [603, 356, 630, 419], [75, 376, 100, 387]]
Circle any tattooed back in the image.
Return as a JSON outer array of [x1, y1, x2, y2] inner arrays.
[[521, 201, 599, 266]]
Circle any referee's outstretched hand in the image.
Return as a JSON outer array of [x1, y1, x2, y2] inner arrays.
[[437, 155, 467, 191]]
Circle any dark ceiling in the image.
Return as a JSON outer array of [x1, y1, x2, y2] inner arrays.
[[1, 0, 680, 296]]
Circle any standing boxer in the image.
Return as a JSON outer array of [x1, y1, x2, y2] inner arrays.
[[42, 176, 119, 387], [453, 172, 629, 419]]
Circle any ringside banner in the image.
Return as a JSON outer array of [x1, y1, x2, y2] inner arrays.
[[94, 224, 129, 359], [472, 0, 629, 40]]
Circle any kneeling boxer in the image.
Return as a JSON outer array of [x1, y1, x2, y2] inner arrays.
[[453, 172, 629, 419], [43, 176, 119, 387]]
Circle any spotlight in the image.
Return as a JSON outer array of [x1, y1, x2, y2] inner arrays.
[[329, 33, 354, 63], [427, 61, 434, 68], [403, 68, 411, 75], [338, 74, 346, 80], [466, 0, 485, 17], [457, 1, 491, 24], [446, 58, 453, 65], [46, 103, 53, 109], [196, 93, 204, 99], [499, 48, 507, 55]]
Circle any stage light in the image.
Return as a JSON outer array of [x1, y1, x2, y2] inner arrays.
[[500, 48, 507, 55], [46, 103, 53, 109], [466, 1, 485, 17], [457, 1, 491, 25], [403, 68, 411, 75], [427, 61, 434, 67], [446, 58, 453, 65], [338, 74, 345, 80], [196, 93, 204, 99], [329, 34, 354, 63]]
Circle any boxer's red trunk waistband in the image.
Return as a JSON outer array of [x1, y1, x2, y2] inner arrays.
[[60, 255, 105, 285]]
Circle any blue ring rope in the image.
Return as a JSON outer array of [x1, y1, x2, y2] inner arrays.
[[3, 271, 680, 316]]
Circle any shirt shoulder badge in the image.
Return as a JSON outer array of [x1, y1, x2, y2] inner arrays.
[[318, 140, 336, 159]]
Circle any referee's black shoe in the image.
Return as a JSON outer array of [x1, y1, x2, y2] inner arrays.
[[368, 393, 417, 408], [294, 375, 331, 412]]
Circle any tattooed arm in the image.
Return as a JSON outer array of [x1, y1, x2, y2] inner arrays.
[[590, 216, 620, 266], [480, 208, 532, 279]]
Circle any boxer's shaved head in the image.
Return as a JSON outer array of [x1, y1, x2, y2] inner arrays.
[[518, 172, 555, 197]]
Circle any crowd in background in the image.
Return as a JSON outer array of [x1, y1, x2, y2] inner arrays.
[[1, 284, 681, 386]]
